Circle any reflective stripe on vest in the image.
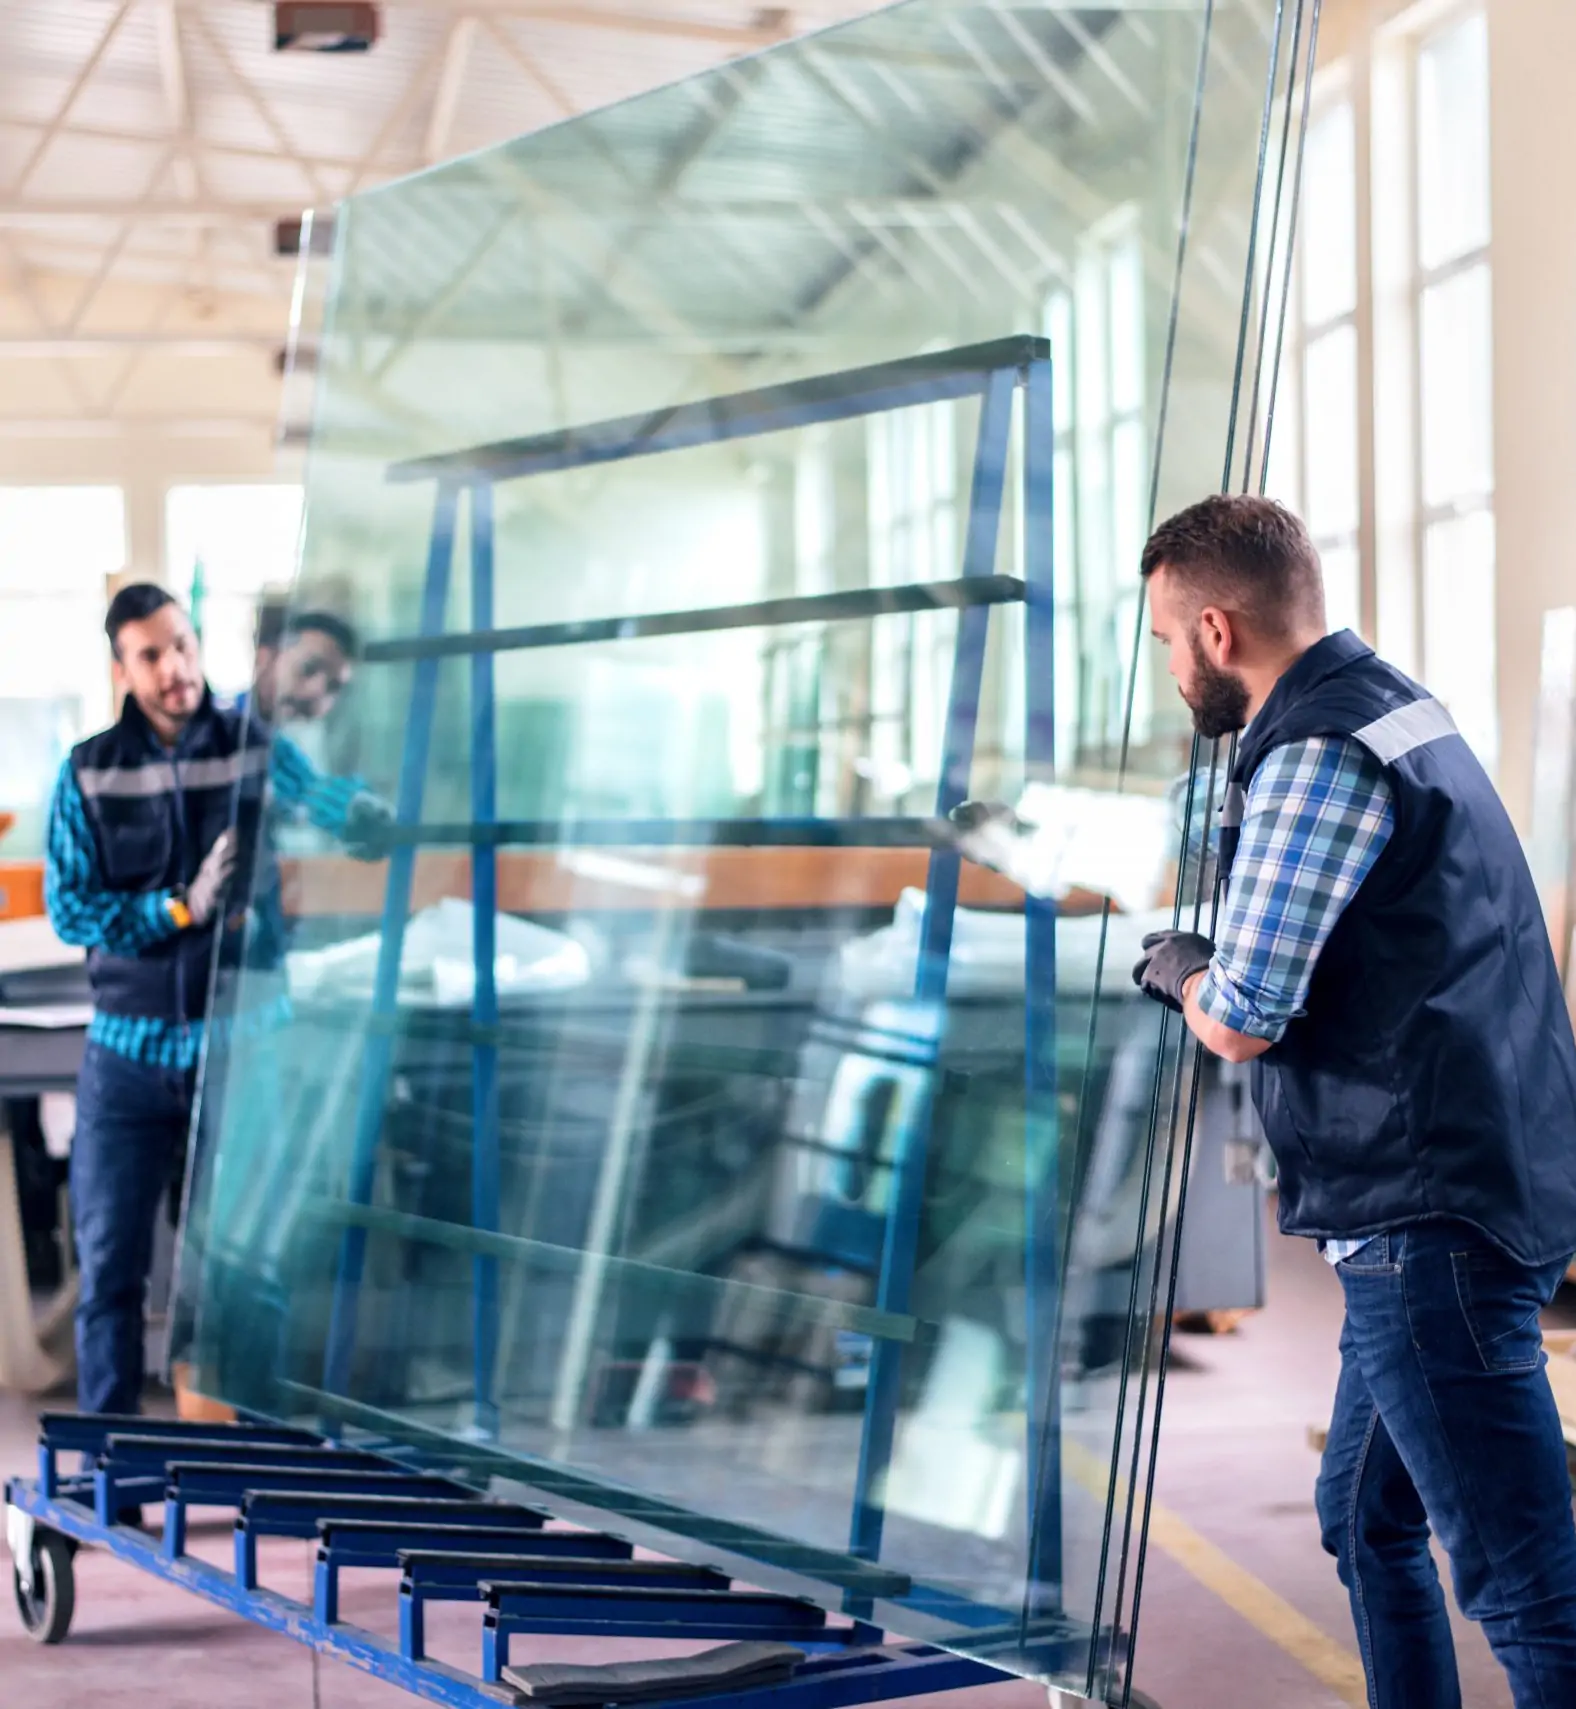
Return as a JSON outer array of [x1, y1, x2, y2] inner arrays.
[[76, 746, 270, 800], [1353, 697, 1458, 766]]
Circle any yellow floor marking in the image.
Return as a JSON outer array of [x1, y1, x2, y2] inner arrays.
[[1064, 1439, 1368, 1707]]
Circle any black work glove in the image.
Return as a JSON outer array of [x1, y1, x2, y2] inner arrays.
[[342, 792, 396, 861], [1132, 929, 1215, 1012]]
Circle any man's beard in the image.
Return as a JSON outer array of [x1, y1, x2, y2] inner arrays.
[[1185, 639, 1251, 739]]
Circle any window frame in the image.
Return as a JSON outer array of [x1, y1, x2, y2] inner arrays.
[[1403, 4, 1496, 764]]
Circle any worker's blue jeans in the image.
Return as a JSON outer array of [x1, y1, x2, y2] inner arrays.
[[1317, 1222, 1576, 1708], [70, 1042, 195, 1415]]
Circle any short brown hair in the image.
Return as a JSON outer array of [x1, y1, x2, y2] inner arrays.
[[1140, 494, 1324, 639]]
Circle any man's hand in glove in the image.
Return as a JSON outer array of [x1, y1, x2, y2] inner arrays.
[[342, 792, 397, 861], [950, 799, 1028, 837], [185, 828, 237, 927], [1132, 929, 1215, 1013], [941, 799, 1030, 875]]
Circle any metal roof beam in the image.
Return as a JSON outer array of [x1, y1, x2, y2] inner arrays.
[[8, 2, 137, 197], [150, 0, 202, 201], [0, 334, 284, 354], [424, 16, 479, 167]]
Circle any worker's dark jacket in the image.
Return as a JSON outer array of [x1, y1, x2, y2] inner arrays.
[[69, 688, 271, 1024], [1222, 629, 1576, 1267]]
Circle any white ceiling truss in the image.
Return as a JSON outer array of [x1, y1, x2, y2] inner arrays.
[[0, 0, 883, 431]]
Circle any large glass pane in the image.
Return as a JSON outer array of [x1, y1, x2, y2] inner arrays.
[[1416, 10, 1490, 273], [1419, 261, 1493, 509], [180, 1, 1312, 1698], [166, 484, 306, 698]]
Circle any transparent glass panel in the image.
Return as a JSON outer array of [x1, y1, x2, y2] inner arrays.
[[1417, 10, 1491, 273], [1424, 508, 1498, 772], [1301, 101, 1356, 326], [1419, 262, 1494, 509], [180, 1, 1312, 1697], [166, 485, 306, 699], [1262, 337, 1301, 518]]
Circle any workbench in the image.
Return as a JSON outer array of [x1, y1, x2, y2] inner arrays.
[[0, 917, 88, 1396]]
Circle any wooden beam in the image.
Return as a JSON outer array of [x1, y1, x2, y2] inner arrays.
[[278, 847, 1044, 916]]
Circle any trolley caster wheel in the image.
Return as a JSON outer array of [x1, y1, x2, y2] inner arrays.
[[12, 1527, 75, 1643]]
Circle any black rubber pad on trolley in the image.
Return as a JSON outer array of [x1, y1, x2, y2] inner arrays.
[[500, 1641, 805, 1705]]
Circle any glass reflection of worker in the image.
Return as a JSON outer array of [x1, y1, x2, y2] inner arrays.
[[246, 600, 357, 727], [236, 599, 390, 959], [43, 584, 387, 1425], [1132, 495, 1576, 1708]]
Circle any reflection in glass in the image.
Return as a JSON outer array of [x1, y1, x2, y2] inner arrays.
[[165, 484, 305, 698], [179, 2, 1315, 1699]]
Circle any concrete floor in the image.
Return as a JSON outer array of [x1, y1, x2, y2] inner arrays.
[[1, 1220, 1564, 1709]]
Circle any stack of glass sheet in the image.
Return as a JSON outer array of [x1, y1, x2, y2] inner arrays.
[[178, 2, 1315, 1698]]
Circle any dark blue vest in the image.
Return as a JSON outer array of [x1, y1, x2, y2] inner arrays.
[[1223, 630, 1576, 1266], [70, 689, 272, 1023]]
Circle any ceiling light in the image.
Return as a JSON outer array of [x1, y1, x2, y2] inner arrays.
[[273, 3, 380, 52]]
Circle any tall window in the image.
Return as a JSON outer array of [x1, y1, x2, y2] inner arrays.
[[1045, 205, 1150, 772], [1293, 98, 1363, 636], [0, 487, 126, 858], [1413, 10, 1495, 767], [864, 400, 960, 806], [1284, 9, 1494, 769], [165, 485, 305, 698]]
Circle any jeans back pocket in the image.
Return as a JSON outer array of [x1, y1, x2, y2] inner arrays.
[[1451, 1248, 1546, 1374]]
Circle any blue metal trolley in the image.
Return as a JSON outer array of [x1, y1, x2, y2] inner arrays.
[[5, 336, 1108, 1707]]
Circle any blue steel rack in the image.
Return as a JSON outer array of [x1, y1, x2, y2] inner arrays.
[[6, 1414, 1016, 1706], [319, 334, 1069, 1646], [4, 336, 1086, 1709]]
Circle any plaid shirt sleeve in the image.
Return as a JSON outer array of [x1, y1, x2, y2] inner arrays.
[[1195, 736, 1395, 1043], [267, 732, 364, 837], [43, 759, 181, 954]]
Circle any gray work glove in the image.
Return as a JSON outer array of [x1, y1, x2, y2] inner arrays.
[[342, 792, 396, 861], [1132, 929, 1215, 1012], [950, 799, 1026, 836], [185, 829, 237, 927]]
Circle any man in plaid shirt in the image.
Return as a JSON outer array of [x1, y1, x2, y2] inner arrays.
[[1132, 494, 1576, 1709], [45, 584, 391, 1435]]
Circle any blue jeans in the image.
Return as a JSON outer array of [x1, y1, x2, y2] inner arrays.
[[1317, 1222, 1576, 1707], [70, 1042, 195, 1415]]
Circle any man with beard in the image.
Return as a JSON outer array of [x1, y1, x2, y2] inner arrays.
[[1128, 493, 1576, 1708], [44, 583, 386, 1431], [246, 600, 357, 727]]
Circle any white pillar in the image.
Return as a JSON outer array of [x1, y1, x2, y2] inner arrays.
[[1485, 0, 1576, 832]]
